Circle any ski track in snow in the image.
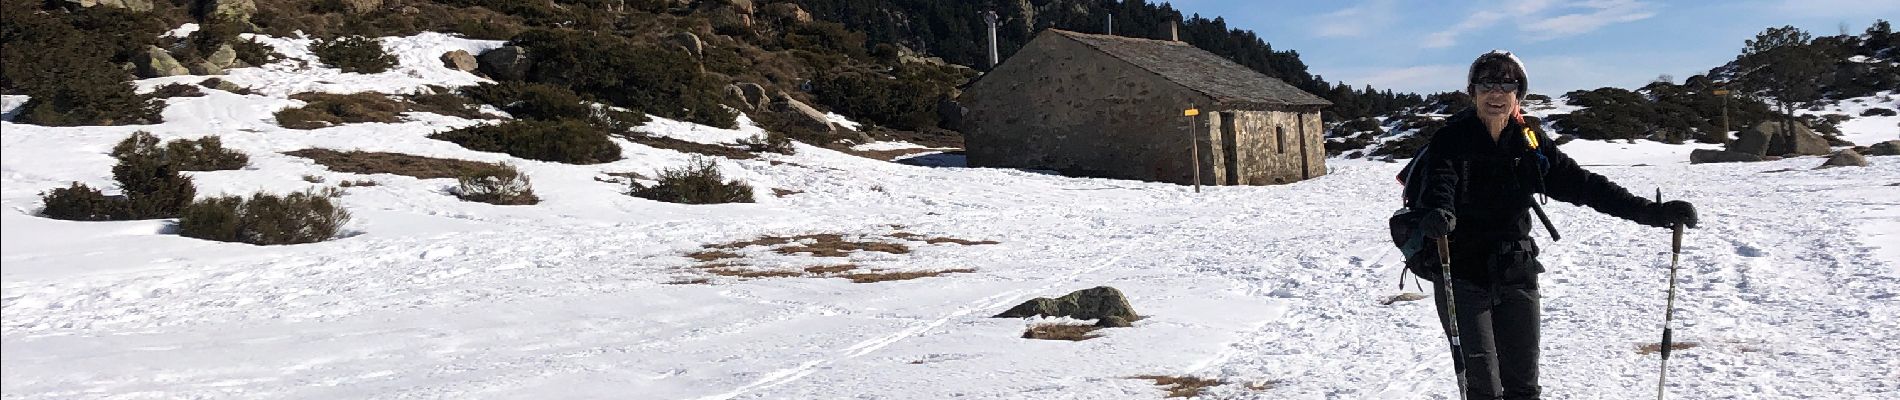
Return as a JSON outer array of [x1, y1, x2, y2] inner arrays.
[[5, 31, 1900, 399]]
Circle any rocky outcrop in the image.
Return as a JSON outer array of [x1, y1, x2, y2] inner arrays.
[[339, 0, 380, 14], [993, 286, 1140, 323], [770, 92, 837, 135], [1867, 140, 1900, 156], [725, 82, 767, 110], [134, 45, 189, 78], [762, 2, 812, 24], [1818, 149, 1868, 168], [662, 32, 704, 58], [439, 50, 478, 72], [477, 46, 532, 81], [205, 0, 257, 23], [1690, 149, 1765, 164]]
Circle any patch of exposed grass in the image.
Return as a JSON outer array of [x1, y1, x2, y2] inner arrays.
[[775, 235, 911, 257], [1637, 341, 1700, 355], [688, 250, 743, 262], [283, 148, 492, 179], [706, 267, 805, 279], [924, 237, 1000, 245], [840, 268, 975, 283], [803, 264, 857, 274], [628, 135, 758, 160], [772, 188, 802, 197], [665, 277, 713, 285], [275, 92, 410, 129], [1133, 375, 1227, 398], [338, 179, 378, 187], [1023, 323, 1103, 341]]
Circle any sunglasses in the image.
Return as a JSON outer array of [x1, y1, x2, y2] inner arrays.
[[1474, 81, 1519, 93]]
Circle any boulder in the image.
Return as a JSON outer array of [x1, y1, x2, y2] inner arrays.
[[1689, 149, 1764, 164], [477, 46, 532, 81], [1819, 149, 1869, 168], [1862, 107, 1898, 117], [199, 77, 245, 93], [439, 50, 478, 72], [722, 0, 755, 14], [993, 286, 1140, 323], [770, 92, 837, 134], [1758, 121, 1831, 156], [709, 7, 753, 32], [727, 82, 767, 110], [134, 45, 189, 78], [66, 0, 153, 12], [187, 60, 223, 75], [1728, 126, 1771, 156], [936, 98, 965, 131], [1868, 140, 1900, 156], [662, 32, 704, 58], [762, 2, 812, 24], [339, 0, 380, 13], [205, 0, 257, 23], [207, 43, 238, 68], [1094, 315, 1133, 328]]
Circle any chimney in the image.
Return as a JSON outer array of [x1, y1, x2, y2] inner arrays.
[[983, 10, 999, 68], [1169, 21, 1179, 41]]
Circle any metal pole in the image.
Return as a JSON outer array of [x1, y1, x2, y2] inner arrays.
[[983, 11, 999, 69], [1190, 112, 1200, 193], [1655, 190, 1685, 400], [1721, 94, 1730, 144], [1439, 236, 1470, 400]]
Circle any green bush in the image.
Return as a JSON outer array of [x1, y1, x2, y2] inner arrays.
[[165, 136, 250, 171], [1, 4, 163, 126], [430, 119, 623, 164], [630, 157, 755, 204], [178, 191, 351, 245], [405, 86, 490, 119], [461, 81, 647, 132], [274, 92, 409, 129], [38, 183, 125, 221], [312, 35, 398, 74], [111, 132, 198, 219], [152, 83, 206, 98], [451, 163, 539, 205], [737, 131, 795, 155], [810, 63, 968, 130], [508, 29, 736, 128]]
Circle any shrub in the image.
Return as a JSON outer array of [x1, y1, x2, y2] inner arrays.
[[430, 119, 622, 164], [1, 7, 163, 126], [311, 35, 398, 74], [164, 136, 250, 171], [508, 29, 735, 128], [151, 83, 206, 98], [274, 92, 409, 129], [110, 132, 197, 219], [738, 131, 795, 155], [460, 81, 647, 131], [630, 157, 755, 204], [283, 148, 493, 179], [178, 190, 351, 245], [450, 163, 539, 205], [810, 64, 967, 130], [38, 183, 125, 221]]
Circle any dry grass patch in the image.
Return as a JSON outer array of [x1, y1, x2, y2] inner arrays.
[[688, 250, 743, 262], [1133, 375, 1227, 398], [338, 179, 378, 187], [1023, 323, 1103, 341], [803, 264, 858, 274], [839, 268, 975, 283], [1637, 341, 1701, 355], [665, 277, 713, 285], [284, 149, 491, 179], [925, 237, 1000, 245], [275, 92, 410, 129], [772, 188, 802, 197], [706, 267, 805, 279], [627, 135, 758, 160], [775, 236, 911, 257]]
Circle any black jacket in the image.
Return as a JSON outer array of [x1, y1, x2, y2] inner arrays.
[[1415, 109, 1660, 285]]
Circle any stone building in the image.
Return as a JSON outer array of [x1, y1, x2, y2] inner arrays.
[[961, 29, 1331, 185]]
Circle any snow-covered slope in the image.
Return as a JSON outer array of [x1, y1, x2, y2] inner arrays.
[[5, 32, 1900, 399]]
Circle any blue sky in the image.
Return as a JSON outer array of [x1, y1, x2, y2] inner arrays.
[[1156, 0, 1898, 96]]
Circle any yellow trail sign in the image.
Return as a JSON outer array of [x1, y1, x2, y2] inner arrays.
[[1712, 89, 1730, 95], [1183, 108, 1200, 116]]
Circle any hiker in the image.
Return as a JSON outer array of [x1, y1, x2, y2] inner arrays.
[[1410, 50, 1699, 399]]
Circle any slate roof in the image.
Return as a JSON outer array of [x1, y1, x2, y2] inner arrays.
[[1049, 29, 1331, 108]]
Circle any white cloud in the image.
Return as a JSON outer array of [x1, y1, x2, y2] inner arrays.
[[1765, 0, 1900, 19], [1424, 10, 1507, 49], [1328, 65, 1470, 94], [1311, 0, 1400, 38], [1526, 0, 1659, 41]]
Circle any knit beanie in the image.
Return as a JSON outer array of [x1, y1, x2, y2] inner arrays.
[[1468, 50, 1529, 101]]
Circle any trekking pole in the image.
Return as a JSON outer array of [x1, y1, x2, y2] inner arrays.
[[1655, 190, 1685, 400], [1438, 236, 1469, 400]]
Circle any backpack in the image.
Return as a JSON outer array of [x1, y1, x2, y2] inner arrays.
[[1387, 124, 1558, 287]]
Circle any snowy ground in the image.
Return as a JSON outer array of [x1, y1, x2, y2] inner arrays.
[[5, 32, 1900, 399]]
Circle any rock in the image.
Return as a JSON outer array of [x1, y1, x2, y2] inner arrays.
[[65, 0, 154, 12], [722, 0, 755, 14], [199, 77, 245, 93], [937, 98, 965, 131], [207, 43, 238, 68], [662, 32, 704, 58], [1758, 121, 1831, 156], [477, 46, 532, 81], [134, 45, 189, 78], [762, 2, 812, 24], [993, 286, 1141, 322], [399, 5, 419, 14], [709, 7, 753, 32], [1819, 149, 1869, 168], [1728, 126, 1771, 156], [339, 0, 380, 13], [439, 50, 478, 72], [1863, 108, 1898, 117], [727, 82, 767, 110], [206, 0, 257, 23], [1689, 149, 1764, 164], [187, 60, 223, 75], [1095, 315, 1133, 328], [770, 92, 838, 135], [1868, 140, 1900, 156]]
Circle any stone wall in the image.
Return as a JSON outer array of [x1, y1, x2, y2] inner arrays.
[[963, 33, 1326, 185]]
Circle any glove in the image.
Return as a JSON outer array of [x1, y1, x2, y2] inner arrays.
[[1419, 209, 1456, 238], [1645, 200, 1698, 229]]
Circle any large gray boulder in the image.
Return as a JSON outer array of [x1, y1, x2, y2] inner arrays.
[[762, 2, 813, 24], [477, 46, 532, 81], [205, 0, 257, 23], [439, 50, 478, 72], [187, 60, 223, 75], [207, 43, 238, 68], [770, 92, 836, 134], [134, 45, 189, 78], [1758, 121, 1830, 156], [725, 82, 767, 110], [1728, 125, 1771, 155], [1690, 149, 1765, 164], [1868, 140, 1900, 156], [994, 286, 1141, 323], [1819, 149, 1869, 168], [662, 32, 704, 58]]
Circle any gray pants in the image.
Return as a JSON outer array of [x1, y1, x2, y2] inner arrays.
[[1435, 278, 1542, 400]]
